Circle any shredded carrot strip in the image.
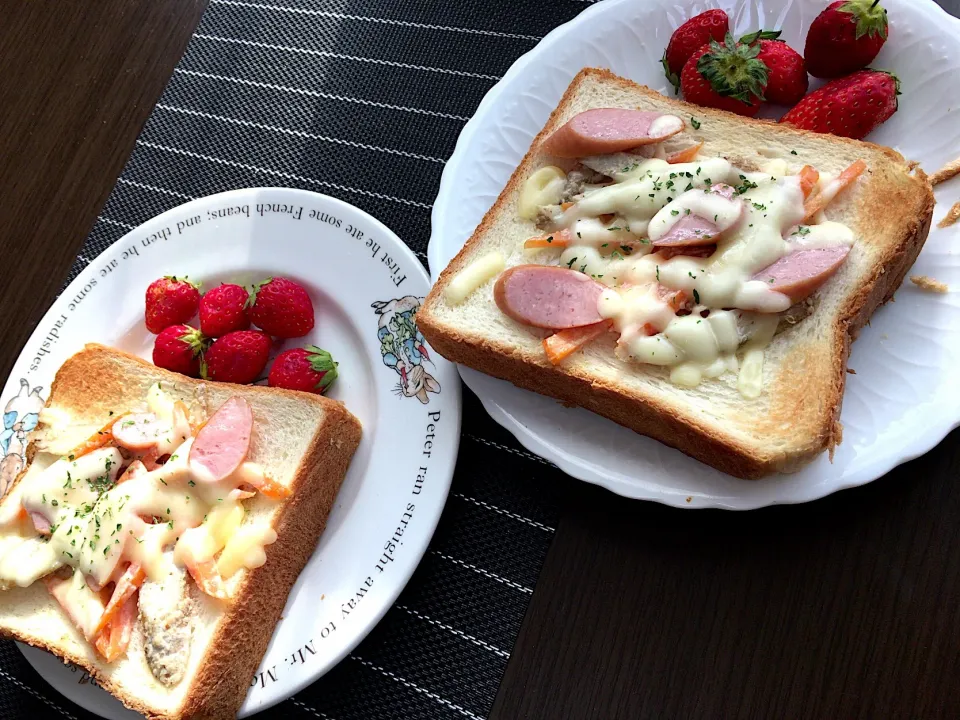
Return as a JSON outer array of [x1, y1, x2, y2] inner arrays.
[[247, 474, 292, 500], [185, 556, 230, 600], [804, 160, 866, 221], [524, 236, 569, 249], [667, 290, 688, 312], [799, 165, 820, 198], [139, 446, 163, 471], [94, 593, 138, 662], [93, 563, 144, 637], [560, 202, 574, 211], [67, 418, 118, 459], [116, 460, 146, 484], [93, 629, 111, 660], [543, 321, 613, 365], [524, 229, 570, 249], [667, 142, 704, 164], [655, 285, 688, 312]]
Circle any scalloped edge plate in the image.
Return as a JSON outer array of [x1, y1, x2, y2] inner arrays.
[[2, 188, 461, 717], [429, 0, 960, 509]]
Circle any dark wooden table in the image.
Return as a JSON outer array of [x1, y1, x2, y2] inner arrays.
[[1, 1, 958, 718]]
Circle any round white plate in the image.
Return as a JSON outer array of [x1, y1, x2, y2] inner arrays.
[[2, 188, 461, 717], [429, 0, 960, 510]]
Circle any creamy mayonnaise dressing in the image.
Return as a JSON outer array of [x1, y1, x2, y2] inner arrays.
[[507, 153, 857, 393], [570, 158, 735, 234], [0, 385, 280, 593], [518, 166, 566, 220], [647, 188, 743, 243], [445, 251, 506, 305], [624, 175, 806, 313], [649, 115, 684, 138]]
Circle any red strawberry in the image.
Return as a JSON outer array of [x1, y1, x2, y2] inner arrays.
[[152, 324, 207, 377], [200, 283, 250, 337], [202, 330, 272, 384], [247, 277, 315, 338], [145, 276, 200, 334], [741, 31, 808, 106], [681, 35, 768, 117], [268, 346, 339, 395], [780, 70, 899, 140], [805, 0, 889, 79], [661, 9, 730, 92]]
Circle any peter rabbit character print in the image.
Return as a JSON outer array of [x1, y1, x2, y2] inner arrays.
[[0, 379, 44, 494], [372, 296, 441, 405]]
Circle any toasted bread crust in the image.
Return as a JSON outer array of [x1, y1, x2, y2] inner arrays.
[[180, 402, 360, 720], [419, 68, 935, 479], [0, 345, 362, 719]]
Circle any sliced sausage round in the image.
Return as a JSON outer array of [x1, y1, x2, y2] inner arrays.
[[709, 184, 737, 201], [494, 265, 605, 330], [652, 185, 743, 247], [754, 246, 851, 304], [657, 245, 717, 260], [30, 511, 52, 536], [542, 109, 684, 159], [653, 215, 723, 247], [189, 397, 252, 483], [112, 413, 168, 450]]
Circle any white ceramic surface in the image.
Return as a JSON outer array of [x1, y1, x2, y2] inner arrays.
[[429, 0, 960, 509], [2, 188, 461, 717]]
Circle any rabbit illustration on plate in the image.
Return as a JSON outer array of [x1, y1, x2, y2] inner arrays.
[[0, 379, 45, 495], [372, 296, 440, 404]]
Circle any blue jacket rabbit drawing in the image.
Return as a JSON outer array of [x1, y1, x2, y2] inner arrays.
[[0, 379, 44, 495], [372, 296, 440, 405]]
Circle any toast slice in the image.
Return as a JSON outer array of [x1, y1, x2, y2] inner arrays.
[[0, 344, 361, 719], [419, 68, 934, 479]]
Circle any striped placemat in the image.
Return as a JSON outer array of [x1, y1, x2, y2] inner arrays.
[[0, 1, 593, 718]]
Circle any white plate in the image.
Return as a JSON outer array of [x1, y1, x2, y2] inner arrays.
[[1, 188, 461, 717], [429, 0, 960, 510]]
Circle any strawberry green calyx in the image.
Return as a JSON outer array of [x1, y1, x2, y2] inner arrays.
[[305, 345, 338, 390], [245, 277, 273, 308], [696, 34, 769, 104], [839, 0, 889, 40], [178, 327, 208, 358], [661, 52, 681, 93], [165, 275, 201, 290], [738, 29, 782, 45], [877, 69, 902, 108]]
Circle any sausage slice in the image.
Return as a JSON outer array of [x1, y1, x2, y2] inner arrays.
[[188, 397, 252, 483], [754, 246, 851, 304], [494, 265, 605, 330], [542, 109, 684, 158], [651, 184, 743, 247]]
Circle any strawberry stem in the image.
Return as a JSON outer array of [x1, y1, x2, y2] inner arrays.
[[739, 29, 782, 45], [697, 34, 769, 104], [245, 277, 272, 308]]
